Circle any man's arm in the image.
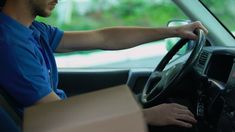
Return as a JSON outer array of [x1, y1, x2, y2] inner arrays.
[[56, 27, 177, 52], [56, 21, 208, 52], [36, 91, 61, 105]]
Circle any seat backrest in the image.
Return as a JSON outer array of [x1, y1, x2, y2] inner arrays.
[[0, 106, 20, 132], [0, 88, 22, 131]]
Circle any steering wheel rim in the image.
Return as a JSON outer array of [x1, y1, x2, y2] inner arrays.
[[141, 29, 206, 107]]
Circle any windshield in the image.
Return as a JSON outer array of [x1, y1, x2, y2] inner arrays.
[[201, 0, 235, 36]]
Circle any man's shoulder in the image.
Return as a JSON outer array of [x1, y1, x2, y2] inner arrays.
[[0, 25, 33, 50], [0, 18, 33, 45], [32, 21, 53, 31]]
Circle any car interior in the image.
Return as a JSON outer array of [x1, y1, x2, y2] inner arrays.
[[1, 0, 235, 132]]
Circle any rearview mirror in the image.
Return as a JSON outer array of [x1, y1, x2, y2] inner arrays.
[[165, 20, 194, 55]]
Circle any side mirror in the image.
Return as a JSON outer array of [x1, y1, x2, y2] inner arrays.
[[165, 20, 194, 55]]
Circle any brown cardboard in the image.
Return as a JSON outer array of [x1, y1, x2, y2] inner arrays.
[[23, 85, 147, 132]]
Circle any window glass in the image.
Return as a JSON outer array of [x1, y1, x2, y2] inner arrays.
[[201, 0, 235, 37], [36, 0, 187, 69]]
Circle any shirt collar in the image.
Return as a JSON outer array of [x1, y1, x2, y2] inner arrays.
[[29, 22, 41, 41], [0, 12, 33, 37]]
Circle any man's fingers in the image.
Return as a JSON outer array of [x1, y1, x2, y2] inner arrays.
[[171, 103, 188, 110], [194, 21, 209, 34], [176, 108, 195, 117], [175, 113, 197, 123], [169, 103, 196, 118], [171, 119, 193, 128]]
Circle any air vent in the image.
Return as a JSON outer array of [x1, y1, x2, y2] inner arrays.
[[198, 51, 209, 66]]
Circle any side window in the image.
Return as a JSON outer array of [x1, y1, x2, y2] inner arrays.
[[36, 0, 187, 69]]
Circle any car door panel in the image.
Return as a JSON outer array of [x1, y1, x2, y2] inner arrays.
[[58, 69, 152, 97], [58, 69, 129, 97]]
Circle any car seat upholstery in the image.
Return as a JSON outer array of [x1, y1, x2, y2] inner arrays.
[[0, 106, 20, 132], [0, 88, 21, 132]]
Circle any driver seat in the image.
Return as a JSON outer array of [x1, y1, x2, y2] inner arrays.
[[0, 88, 21, 132]]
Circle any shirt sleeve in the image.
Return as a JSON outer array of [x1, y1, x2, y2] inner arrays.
[[32, 21, 64, 52], [0, 43, 52, 107]]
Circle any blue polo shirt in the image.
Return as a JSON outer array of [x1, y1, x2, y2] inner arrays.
[[0, 12, 67, 115]]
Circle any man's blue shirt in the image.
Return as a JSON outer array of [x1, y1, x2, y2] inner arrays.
[[0, 12, 67, 115]]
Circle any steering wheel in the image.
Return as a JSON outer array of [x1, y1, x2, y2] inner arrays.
[[141, 29, 206, 108]]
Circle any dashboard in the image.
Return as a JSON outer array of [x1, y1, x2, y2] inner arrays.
[[196, 46, 235, 85], [194, 46, 235, 128]]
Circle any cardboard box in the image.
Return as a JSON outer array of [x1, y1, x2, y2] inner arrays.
[[23, 85, 147, 132]]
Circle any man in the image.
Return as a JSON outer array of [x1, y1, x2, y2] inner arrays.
[[0, 0, 208, 128]]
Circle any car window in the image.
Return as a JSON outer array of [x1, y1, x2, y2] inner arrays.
[[201, 0, 235, 38], [36, 0, 187, 69]]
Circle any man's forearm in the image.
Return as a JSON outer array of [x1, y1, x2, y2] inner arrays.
[[36, 91, 61, 105], [96, 26, 177, 50], [56, 26, 177, 52]]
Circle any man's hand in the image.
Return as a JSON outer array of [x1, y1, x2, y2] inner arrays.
[[143, 103, 197, 128], [173, 21, 208, 40]]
